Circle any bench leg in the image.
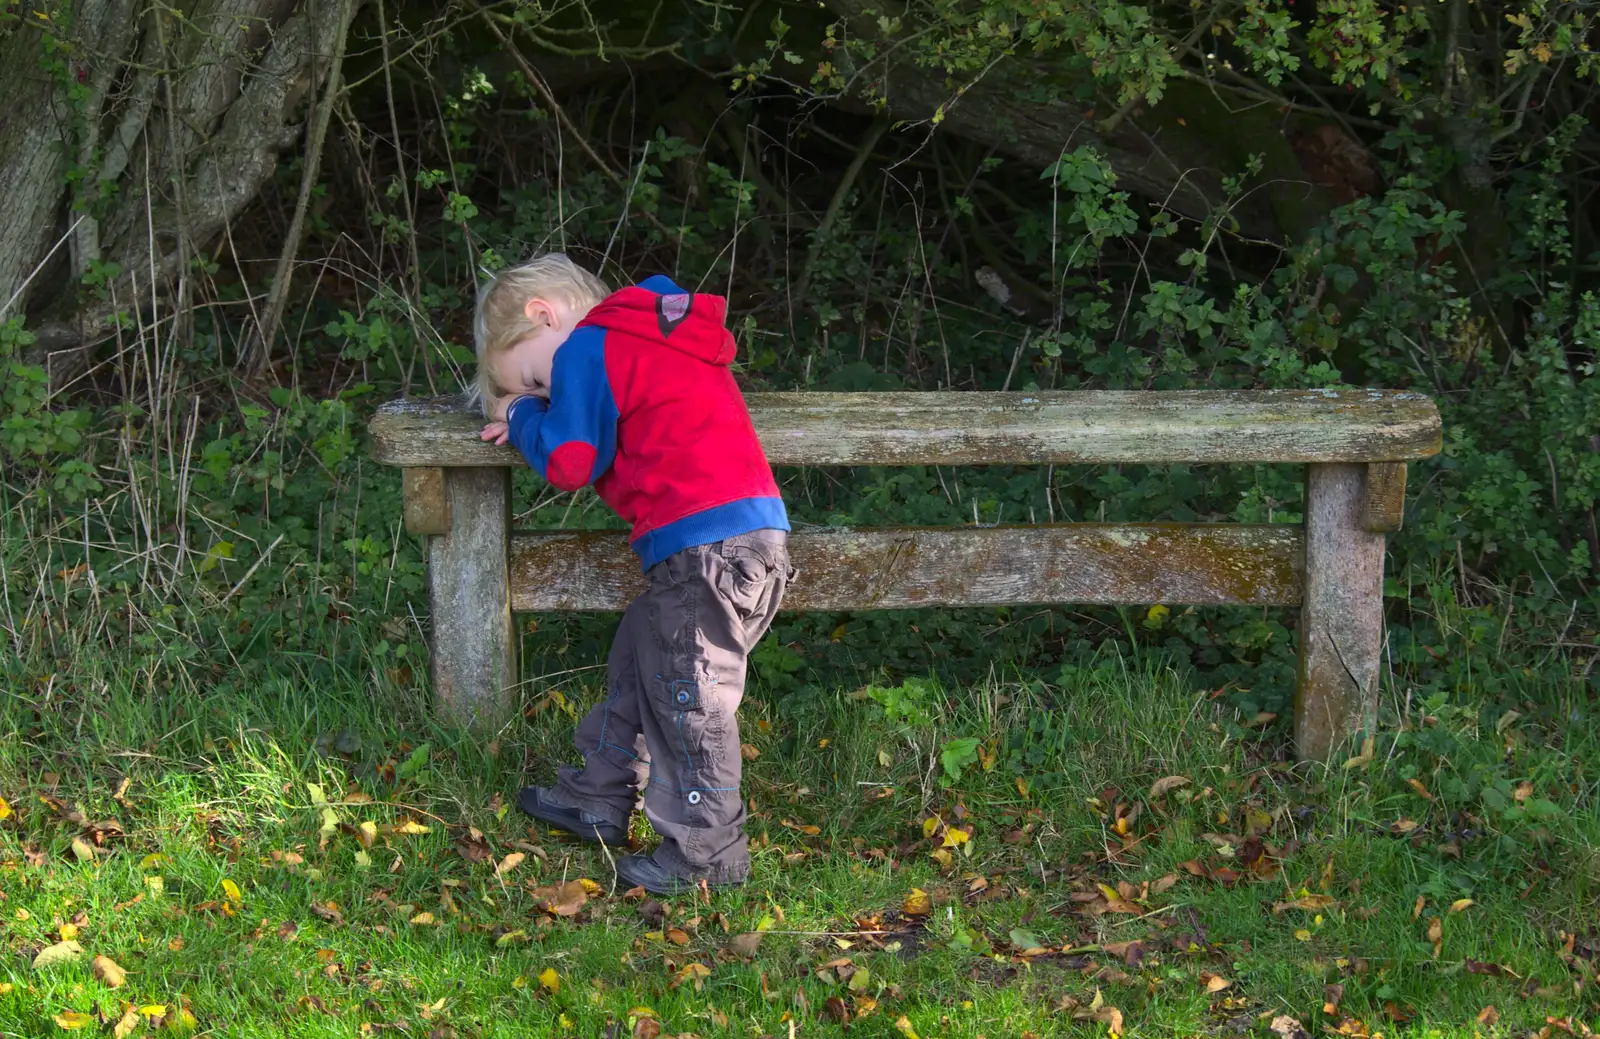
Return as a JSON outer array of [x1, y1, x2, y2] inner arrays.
[[428, 466, 517, 730], [1295, 463, 1386, 760]]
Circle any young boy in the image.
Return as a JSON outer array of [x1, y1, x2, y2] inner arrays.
[[475, 253, 792, 895]]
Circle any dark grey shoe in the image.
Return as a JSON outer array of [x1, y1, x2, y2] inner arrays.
[[517, 786, 628, 845], [615, 853, 743, 896]]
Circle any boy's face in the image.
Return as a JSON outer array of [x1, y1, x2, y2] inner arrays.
[[496, 296, 579, 400]]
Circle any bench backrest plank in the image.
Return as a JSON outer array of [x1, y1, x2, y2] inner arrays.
[[370, 389, 1442, 468], [508, 523, 1305, 612]]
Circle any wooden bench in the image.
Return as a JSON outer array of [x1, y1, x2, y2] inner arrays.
[[368, 389, 1441, 760]]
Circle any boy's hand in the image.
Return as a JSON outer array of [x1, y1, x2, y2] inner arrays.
[[480, 420, 510, 445]]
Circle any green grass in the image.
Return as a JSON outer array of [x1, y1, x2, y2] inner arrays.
[[2, 649, 1597, 1039]]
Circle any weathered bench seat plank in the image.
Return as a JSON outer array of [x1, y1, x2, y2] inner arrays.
[[370, 389, 1442, 468], [509, 524, 1305, 612]]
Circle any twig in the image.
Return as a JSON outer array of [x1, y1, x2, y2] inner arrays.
[[245, 0, 358, 378], [478, 7, 677, 241]]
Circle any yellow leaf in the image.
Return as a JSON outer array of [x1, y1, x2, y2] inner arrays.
[[578, 878, 602, 896], [221, 879, 242, 902], [54, 1011, 94, 1030], [495, 852, 525, 877], [59, 923, 78, 941], [1203, 973, 1231, 992], [145, 876, 164, 898], [1449, 898, 1475, 914], [168, 1006, 198, 1033], [392, 820, 431, 835], [902, 888, 932, 916], [1294, 929, 1311, 942], [1426, 917, 1442, 943], [817, 739, 830, 749], [140, 853, 165, 869], [539, 968, 560, 993], [33, 940, 85, 969], [1405, 777, 1434, 801], [71, 837, 95, 863], [409, 912, 435, 926], [929, 848, 953, 868], [894, 1015, 923, 1039], [497, 929, 527, 947], [559, 1014, 574, 1029], [0, 795, 12, 821], [139, 1005, 168, 1018], [921, 817, 940, 839], [942, 827, 970, 848]]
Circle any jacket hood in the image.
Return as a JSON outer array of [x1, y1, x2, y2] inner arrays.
[[576, 275, 737, 365]]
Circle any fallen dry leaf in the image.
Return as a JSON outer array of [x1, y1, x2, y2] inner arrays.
[[1323, 982, 1345, 1016], [91, 955, 128, 988], [535, 880, 588, 917], [538, 967, 559, 993], [1476, 1007, 1499, 1027], [740, 743, 760, 761], [0, 795, 12, 821], [1405, 777, 1434, 801], [1270, 1015, 1310, 1039], [824, 996, 850, 1025], [1201, 972, 1231, 993], [112, 1006, 140, 1038], [1426, 917, 1442, 943], [33, 940, 85, 969], [1149, 776, 1190, 799], [1449, 898, 1475, 914], [494, 852, 525, 877], [726, 932, 763, 959], [1273, 894, 1337, 914], [665, 927, 690, 946], [894, 1016, 922, 1039], [632, 1017, 661, 1039], [53, 1010, 94, 1030], [902, 888, 932, 916]]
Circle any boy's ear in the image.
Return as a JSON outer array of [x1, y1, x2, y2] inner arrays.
[[522, 296, 558, 326]]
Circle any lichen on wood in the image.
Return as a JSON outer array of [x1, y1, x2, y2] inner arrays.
[[508, 523, 1306, 612], [369, 389, 1443, 468]]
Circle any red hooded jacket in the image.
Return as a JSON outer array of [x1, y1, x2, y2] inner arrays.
[[504, 275, 788, 569]]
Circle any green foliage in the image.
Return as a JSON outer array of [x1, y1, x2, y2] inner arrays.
[[0, 319, 98, 503]]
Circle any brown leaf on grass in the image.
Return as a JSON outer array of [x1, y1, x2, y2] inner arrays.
[[1273, 894, 1337, 914], [309, 902, 344, 926], [1476, 1006, 1499, 1026], [1426, 917, 1443, 943], [1412, 895, 1426, 919], [781, 819, 821, 836], [1071, 990, 1124, 1035], [725, 932, 763, 960], [92, 955, 128, 988], [534, 880, 588, 917], [823, 996, 851, 1025], [1404, 777, 1434, 801], [669, 961, 712, 991], [638, 899, 667, 924], [1178, 859, 1208, 877], [1200, 972, 1231, 993], [1151, 873, 1179, 895], [632, 1016, 662, 1039], [1382, 1002, 1414, 1023], [454, 828, 491, 863], [277, 921, 298, 941], [1514, 781, 1534, 803], [1270, 1015, 1310, 1039], [902, 888, 932, 916], [113, 1006, 140, 1038], [1149, 776, 1190, 799], [740, 743, 760, 761], [1103, 941, 1146, 967], [1465, 958, 1512, 977], [1323, 983, 1345, 1016], [493, 852, 525, 877], [665, 927, 690, 946]]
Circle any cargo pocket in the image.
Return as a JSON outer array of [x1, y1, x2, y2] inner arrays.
[[653, 674, 714, 772], [712, 545, 776, 619]]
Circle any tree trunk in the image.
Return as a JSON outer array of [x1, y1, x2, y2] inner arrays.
[[0, 0, 362, 383]]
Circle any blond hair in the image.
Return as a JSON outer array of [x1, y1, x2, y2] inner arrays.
[[473, 253, 610, 410]]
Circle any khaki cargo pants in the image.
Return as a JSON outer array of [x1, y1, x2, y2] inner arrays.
[[553, 531, 791, 884]]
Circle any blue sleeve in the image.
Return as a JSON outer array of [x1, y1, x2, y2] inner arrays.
[[504, 326, 619, 490]]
